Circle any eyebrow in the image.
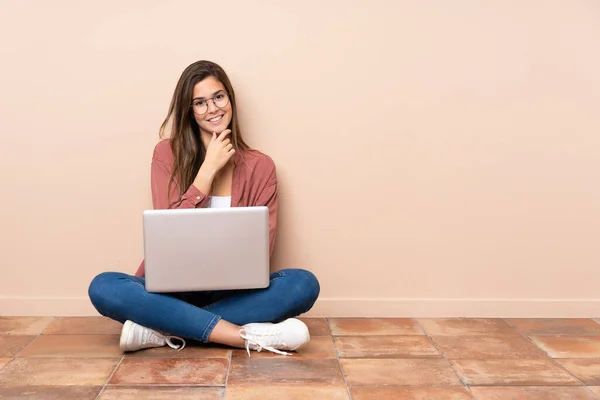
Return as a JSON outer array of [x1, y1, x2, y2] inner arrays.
[[192, 90, 225, 101]]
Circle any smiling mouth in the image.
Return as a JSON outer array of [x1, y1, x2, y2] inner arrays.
[[207, 115, 224, 123]]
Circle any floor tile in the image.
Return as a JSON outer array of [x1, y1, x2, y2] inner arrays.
[[329, 318, 422, 336], [43, 317, 123, 335], [228, 358, 344, 386], [0, 385, 102, 400], [109, 357, 228, 386], [225, 386, 350, 399], [555, 359, 600, 385], [350, 387, 473, 400], [0, 358, 118, 385], [233, 336, 336, 359], [0, 317, 54, 335], [0, 336, 35, 357], [530, 336, 600, 358], [470, 386, 597, 400], [127, 345, 231, 359], [589, 386, 600, 395], [335, 335, 440, 358], [18, 334, 121, 358], [451, 359, 580, 386], [0, 358, 11, 369], [99, 386, 224, 399], [300, 318, 331, 336], [433, 335, 547, 359], [341, 358, 461, 387], [417, 318, 516, 336], [506, 318, 600, 336]]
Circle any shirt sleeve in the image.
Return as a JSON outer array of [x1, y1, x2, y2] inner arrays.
[[255, 166, 278, 257], [151, 157, 210, 210], [134, 156, 210, 277]]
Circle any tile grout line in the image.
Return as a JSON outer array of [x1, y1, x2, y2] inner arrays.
[[223, 348, 233, 394], [38, 317, 57, 335], [0, 318, 56, 377], [327, 317, 354, 400], [9, 317, 56, 360], [502, 318, 598, 398], [413, 319, 478, 400], [95, 353, 125, 400]]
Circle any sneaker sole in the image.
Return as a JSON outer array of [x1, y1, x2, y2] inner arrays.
[[119, 320, 135, 352], [288, 318, 311, 351]]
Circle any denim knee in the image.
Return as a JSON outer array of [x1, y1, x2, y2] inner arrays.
[[88, 271, 128, 316], [281, 268, 320, 311]]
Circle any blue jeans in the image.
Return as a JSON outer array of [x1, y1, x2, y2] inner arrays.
[[88, 269, 320, 343]]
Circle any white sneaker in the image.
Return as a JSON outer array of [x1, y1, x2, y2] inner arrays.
[[119, 320, 186, 352], [240, 318, 310, 357]]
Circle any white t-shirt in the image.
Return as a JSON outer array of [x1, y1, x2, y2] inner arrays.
[[209, 196, 231, 208]]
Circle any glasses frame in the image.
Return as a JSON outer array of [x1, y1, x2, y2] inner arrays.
[[190, 91, 231, 115]]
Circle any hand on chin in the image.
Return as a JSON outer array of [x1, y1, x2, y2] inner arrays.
[[201, 124, 229, 138]]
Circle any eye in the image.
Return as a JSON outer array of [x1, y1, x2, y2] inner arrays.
[[193, 100, 205, 106], [215, 93, 226, 100]]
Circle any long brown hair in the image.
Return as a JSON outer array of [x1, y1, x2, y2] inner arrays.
[[159, 60, 249, 207]]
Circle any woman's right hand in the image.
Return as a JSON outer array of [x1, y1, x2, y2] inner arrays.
[[203, 129, 235, 174]]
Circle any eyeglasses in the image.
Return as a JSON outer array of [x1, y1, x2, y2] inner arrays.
[[190, 91, 230, 115]]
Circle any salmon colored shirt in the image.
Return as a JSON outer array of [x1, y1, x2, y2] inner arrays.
[[134, 139, 278, 277]]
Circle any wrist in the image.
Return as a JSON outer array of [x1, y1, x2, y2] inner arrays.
[[197, 164, 218, 181]]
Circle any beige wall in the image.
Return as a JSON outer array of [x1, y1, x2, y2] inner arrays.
[[1, 1, 599, 317]]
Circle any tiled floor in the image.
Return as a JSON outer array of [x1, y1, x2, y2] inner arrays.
[[0, 317, 599, 399]]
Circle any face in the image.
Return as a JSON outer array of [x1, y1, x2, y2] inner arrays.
[[191, 76, 233, 135]]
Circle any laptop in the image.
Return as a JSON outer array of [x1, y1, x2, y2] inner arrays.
[[142, 206, 270, 293]]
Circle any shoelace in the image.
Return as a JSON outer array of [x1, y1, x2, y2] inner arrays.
[[144, 329, 186, 351], [165, 335, 186, 351], [239, 329, 291, 357]]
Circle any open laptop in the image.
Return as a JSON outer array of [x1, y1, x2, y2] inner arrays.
[[142, 206, 270, 293]]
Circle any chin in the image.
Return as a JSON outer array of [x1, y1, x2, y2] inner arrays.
[[213, 124, 229, 134], [200, 125, 226, 136]]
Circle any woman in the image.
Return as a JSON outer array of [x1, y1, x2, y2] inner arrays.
[[88, 60, 320, 356]]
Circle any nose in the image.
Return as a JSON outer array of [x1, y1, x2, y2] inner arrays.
[[206, 98, 218, 113]]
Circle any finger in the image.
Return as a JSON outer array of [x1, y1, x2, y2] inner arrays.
[[217, 129, 232, 141], [225, 143, 233, 151], [222, 138, 231, 146], [211, 131, 217, 143]]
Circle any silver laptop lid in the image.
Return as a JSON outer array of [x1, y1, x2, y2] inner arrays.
[[142, 206, 270, 293]]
